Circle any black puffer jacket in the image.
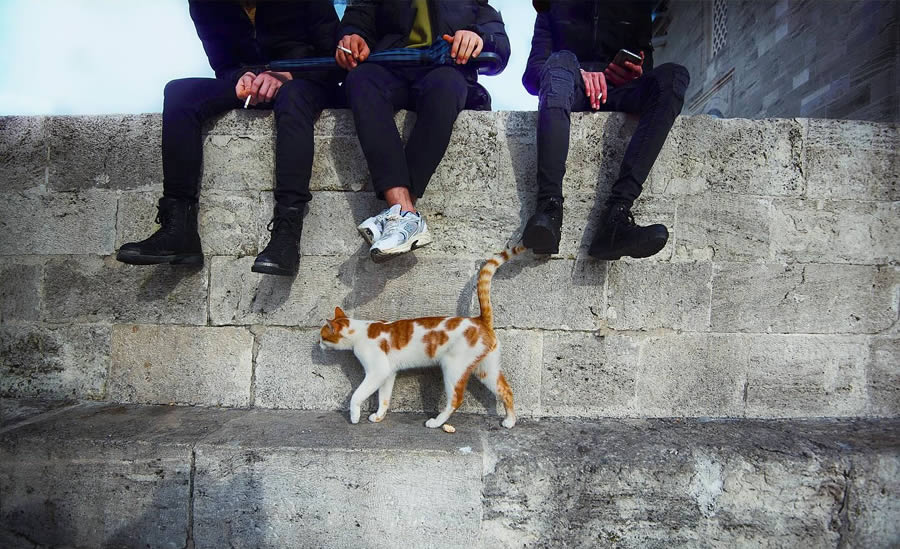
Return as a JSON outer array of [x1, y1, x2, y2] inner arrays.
[[523, 0, 655, 95], [340, 0, 511, 110], [188, 0, 340, 86]]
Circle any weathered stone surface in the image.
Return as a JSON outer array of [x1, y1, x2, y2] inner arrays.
[[490, 257, 605, 330], [48, 114, 162, 191], [0, 324, 109, 400], [108, 325, 252, 406], [0, 116, 47, 190], [482, 417, 900, 547], [201, 133, 274, 192], [868, 337, 900, 416], [607, 262, 711, 331], [203, 108, 274, 136], [647, 116, 805, 197], [193, 410, 483, 548], [417, 190, 526, 257], [635, 333, 746, 416], [711, 263, 898, 334], [847, 454, 900, 545], [561, 112, 636, 195], [255, 327, 541, 418], [541, 331, 640, 417], [0, 257, 42, 322], [308, 136, 369, 192], [744, 335, 869, 417], [771, 199, 899, 264], [118, 191, 267, 256], [42, 255, 208, 325], [297, 191, 381, 257], [0, 191, 117, 255], [804, 118, 898, 201], [675, 193, 772, 261], [0, 398, 73, 430], [428, 110, 502, 194]]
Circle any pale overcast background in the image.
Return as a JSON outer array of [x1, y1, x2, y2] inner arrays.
[[0, 0, 538, 115]]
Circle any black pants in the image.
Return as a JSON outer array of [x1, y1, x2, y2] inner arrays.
[[161, 76, 331, 209], [536, 51, 690, 206], [344, 63, 469, 199]]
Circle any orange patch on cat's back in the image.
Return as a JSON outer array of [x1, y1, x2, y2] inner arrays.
[[379, 339, 390, 354], [368, 320, 415, 350], [422, 330, 449, 357], [416, 317, 444, 329], [463, 326, 479, 347], [445, 317, 463, 331]]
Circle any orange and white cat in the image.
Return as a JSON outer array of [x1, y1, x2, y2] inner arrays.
[[319, 246, 524, 429]]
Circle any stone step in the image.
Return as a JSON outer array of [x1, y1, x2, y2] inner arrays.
[[0, 112, 897, 419], [1, 400, 898, 548]]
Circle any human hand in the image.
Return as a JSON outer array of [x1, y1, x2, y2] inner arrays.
[[239, 71, 291, 105], [236, 71, 256, 102], [441, 31, 483, 64], [604, 50, 644, 87], [335, 34, 370, 70], [580, 70, 607, 109]]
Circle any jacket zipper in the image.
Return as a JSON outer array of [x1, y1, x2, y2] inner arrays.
[[592, 0, 600, 48]]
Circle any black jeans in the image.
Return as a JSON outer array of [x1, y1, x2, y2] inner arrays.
[[161, 76, 331, 209], [344, 63, 469, 199], [536, 51, 690, 206]]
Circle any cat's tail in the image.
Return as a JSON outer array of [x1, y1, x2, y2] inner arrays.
[[477, 244, 526, 330]]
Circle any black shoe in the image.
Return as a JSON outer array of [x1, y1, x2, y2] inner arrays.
[[522, 196, 564, 254], [116, 197, 203, 265], [252, 205, 304, 276], [589, 203, 669, 260]]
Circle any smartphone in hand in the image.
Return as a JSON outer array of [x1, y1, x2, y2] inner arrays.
[[612, 48, 642, 66]]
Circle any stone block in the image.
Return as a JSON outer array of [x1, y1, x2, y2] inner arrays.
[[299, 191, 381, 257], [48, 114, 162, 191], [203, 108, 273, 136], [308, 136, 369, 192], [647, 116, 805, 197], [607, 262, 712, 331], [541, 331, 640, 417], [0, 398, 72, 430], [847, 455, 900, 546], [711, 263, 898, 334], [193, 411, 483, 548], [428, 110, 502, 194], [675, 194, 772, 261], [200, 133, 274, 192], [868, 337, 899, 416], [562, 112, 636, 195], [0, 257, 42, 323], [417, 190, 526, 258], [0, 116, 47, 190], [42, 255, 208, 325], [744, 335, 869, 417], [490, 257, 606, 330], [0, 191, 117, 255], [312, 108, 357, 137], [804, 119, 898, 200], [771, 199, 899, 264], [0, 324, 109, 400], [108, 325, 253, 407], [635, 333, 746, 416]]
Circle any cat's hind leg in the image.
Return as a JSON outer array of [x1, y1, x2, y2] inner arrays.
[[368, 373, 397, 423], [426, 353, 482, 428], [474, 349, 516, 428]]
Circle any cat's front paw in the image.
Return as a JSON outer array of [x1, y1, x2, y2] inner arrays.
[[502, 416, 516, 429], [368, 412, 384, 423], [425, 418, 442, 429], [350, 409, 361, 424]]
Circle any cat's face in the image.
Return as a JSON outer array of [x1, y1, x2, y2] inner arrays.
[[320, 307, 353, 350]]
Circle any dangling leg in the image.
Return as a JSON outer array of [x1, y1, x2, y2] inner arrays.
[[368, 373, 397, 423], [473, 349, 516, 428], [425, 352, 484, 429]]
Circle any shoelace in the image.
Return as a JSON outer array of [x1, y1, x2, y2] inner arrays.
[[381, 212, 416, 240], [267, 215, 302, 238]]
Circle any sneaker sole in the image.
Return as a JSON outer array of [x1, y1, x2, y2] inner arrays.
[[522, 224, 560, 255], [116, 250, 203, 266], [370, 233, 433, 263], [251, 261, 297, 277], [357, 226, 376, 246]]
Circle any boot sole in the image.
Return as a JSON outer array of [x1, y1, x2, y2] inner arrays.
[[116, 250, 203, 266], [251, 261, 298, 277], [370, 233, 432, 263], [522, 224, 560, 255], [589, 235, 668, 260]]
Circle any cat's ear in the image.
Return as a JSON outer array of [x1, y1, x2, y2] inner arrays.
[[326, 319, 337, 333], [334, 306, 346, 319]]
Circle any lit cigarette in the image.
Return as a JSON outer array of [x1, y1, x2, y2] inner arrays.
[[243, 95, 252, 109], [337, 45, 353, 55]]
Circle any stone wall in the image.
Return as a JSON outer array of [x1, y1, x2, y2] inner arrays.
[[0, 110, 898, 419], [655, 0, 900, 123]]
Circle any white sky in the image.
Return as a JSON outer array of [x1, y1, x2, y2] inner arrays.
[[0, 0, 537, 115]]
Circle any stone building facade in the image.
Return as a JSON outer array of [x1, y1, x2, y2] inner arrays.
[[653, 0, 899, 122]]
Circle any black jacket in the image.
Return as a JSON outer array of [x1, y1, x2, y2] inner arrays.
[[340, 0, 511, 110], [523, 0, 655, 95], [188, 0, 340, 85]]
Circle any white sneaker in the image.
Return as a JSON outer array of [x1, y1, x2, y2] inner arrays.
[[357, 207, 394, 245], [370, 205, 432, 262]]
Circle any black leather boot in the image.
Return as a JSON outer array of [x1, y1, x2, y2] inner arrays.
[[252, 205, 304, 276], [522, 196, 564, 254], [116, 197, 203, 265], [589, 203, 668, 260]]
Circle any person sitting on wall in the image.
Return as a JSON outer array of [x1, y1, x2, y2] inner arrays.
[[336, 0, 510, 263], [522, 0, 689, 259], [117, 0, 340, 277]]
